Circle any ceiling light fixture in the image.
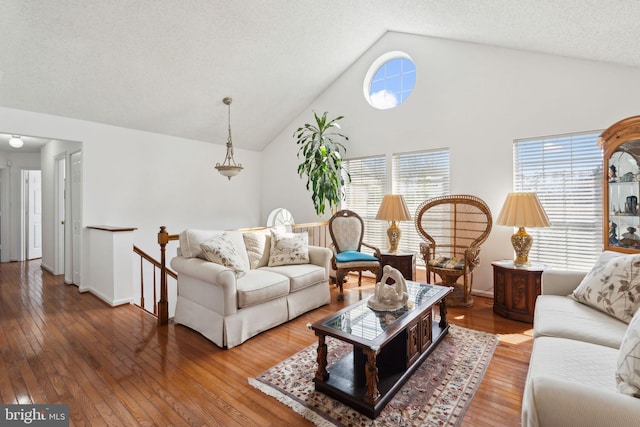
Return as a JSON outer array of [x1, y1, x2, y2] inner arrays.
[[9, 135, 24, 148], [215, 97, 243, 180]]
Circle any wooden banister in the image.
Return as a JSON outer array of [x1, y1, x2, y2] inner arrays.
[[157, 226, 179, 326]]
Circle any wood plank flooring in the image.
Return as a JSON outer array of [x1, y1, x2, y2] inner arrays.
[[0, 260, 533, 426]]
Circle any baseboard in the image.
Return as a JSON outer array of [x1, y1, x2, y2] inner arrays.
[[40, 262, 55, 274], [472, 289, 494, 298], [84, 287, 132, 307]]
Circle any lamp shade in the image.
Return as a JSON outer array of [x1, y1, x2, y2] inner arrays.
[[375, 194, 411, 222], [496, 192, 550, 227]]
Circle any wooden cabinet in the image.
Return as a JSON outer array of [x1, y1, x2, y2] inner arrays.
[[378, 252, 416, 281], [406, 308, 433, 366], [601, 115, 640, 253], [492, 261, 545, 323]]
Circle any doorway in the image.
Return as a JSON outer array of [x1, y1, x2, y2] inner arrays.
[[23, 169, 42, 260]]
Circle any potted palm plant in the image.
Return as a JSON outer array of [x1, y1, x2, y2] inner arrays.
[[294, 111, 350, 216]]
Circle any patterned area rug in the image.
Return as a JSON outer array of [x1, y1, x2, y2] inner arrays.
[[248, 325, 498, 426]]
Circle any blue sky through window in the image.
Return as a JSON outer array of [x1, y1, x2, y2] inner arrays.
[[369, 57, 416, 109]]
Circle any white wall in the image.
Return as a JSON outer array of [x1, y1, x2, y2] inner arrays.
[[1, 106, 262, 290], [260, 32, 640, 296]]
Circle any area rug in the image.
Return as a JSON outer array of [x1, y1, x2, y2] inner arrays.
[[248, 325, 498, 426]]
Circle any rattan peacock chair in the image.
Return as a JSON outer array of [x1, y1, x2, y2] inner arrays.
[[414, 195, 492, 307]]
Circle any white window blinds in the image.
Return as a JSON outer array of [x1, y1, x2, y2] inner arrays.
[[343, 156, 387, 250], [392, 149, 451, 257], [513, 131, 603, 271]]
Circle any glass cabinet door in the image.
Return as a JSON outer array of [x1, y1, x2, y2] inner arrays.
[[601, 116, 640, 253]]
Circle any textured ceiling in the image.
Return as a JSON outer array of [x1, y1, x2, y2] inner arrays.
[[1, 0, 639, 151]]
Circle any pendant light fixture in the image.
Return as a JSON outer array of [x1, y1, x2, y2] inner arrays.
[[215, 97, 243, 180], [9, 135, 24, 148]]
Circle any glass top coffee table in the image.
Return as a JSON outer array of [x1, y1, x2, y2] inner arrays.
[[311, 281, 452, 418]]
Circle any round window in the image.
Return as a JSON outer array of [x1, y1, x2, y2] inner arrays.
[[364, 52, 416, 109]]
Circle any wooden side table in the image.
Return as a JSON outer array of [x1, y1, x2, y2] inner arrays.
[[492, 260, 546, 323], [378, 252, 416, 281]]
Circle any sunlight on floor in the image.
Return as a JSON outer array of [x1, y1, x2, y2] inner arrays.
[[498, 332, 534, 344]]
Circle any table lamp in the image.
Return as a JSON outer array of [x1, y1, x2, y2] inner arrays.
[[496, 192, 550, 266], [376, 194, 411, 253]]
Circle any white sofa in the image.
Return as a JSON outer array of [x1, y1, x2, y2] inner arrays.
[[522, 265, 640, 427], [170, 228, 331, 349]]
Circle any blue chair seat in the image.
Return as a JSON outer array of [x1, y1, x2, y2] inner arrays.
[[335, 251, 378, 263]]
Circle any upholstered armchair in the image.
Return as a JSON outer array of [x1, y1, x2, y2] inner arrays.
[[415, 195, 492, 307], [328, 210, 381, 300]]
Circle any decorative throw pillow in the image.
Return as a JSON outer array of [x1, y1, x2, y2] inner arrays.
[[243, 231, 268, 269], [179, 229, 223, 259], [268, 230, 309, 267], [616, 308, 640, 397], [200, 233, 246, 277], [572, 251, 640, 323]]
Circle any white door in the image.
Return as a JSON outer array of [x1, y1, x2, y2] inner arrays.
[[70, 150, 82, 286], [26, 170, 42, 259], [54, 155, 66, 275]]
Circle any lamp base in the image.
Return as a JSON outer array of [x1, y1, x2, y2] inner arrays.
[[387, 221, 401, 253], [511, 226, 533, 266]]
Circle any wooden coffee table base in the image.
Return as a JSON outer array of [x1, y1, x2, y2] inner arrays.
[[312, 286, 451, 419]]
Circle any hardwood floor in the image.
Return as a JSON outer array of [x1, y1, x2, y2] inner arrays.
[[0, 260, 532, 426]]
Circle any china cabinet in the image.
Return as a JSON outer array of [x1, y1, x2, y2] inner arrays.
[[601, 116, 640, 253]]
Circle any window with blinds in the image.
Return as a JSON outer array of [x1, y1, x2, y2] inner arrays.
[[343, 156, 387, 249], [393, 149, 451, 258], [513, 131, 603, 271]]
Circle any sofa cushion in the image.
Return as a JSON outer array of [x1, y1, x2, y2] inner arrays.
[[260, 264, 327, 292], [534, 295, 627, 349], [616, 308, 640, 397], [200, 233, 246, 277], [268, 230, 309, 266], [522, 336, 619, 427], [572, 251, 640, 323], [236, 270, 290, 308]]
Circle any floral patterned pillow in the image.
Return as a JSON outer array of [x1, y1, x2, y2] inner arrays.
[[616, 308, 640, 397], [572, 251, 640, 323], [268, 230, 309, 267], [200, 233, 246, 277]]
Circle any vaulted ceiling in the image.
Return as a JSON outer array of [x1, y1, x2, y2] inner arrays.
[[1, 1, 639, 151]]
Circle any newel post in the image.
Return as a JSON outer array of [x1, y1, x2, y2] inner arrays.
[[157, 226, 170, 326]]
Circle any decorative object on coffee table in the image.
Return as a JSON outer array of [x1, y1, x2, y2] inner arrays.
[[367, 265, 409, 311], [375, 194, 412, 253], [378, 251, 416, 281], [496, 192, 550, 266]]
